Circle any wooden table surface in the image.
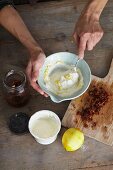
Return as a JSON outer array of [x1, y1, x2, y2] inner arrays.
[[0, 0, 113, 169]]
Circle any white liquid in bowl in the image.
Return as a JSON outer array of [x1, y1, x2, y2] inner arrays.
[[31, 117, 59, 138]]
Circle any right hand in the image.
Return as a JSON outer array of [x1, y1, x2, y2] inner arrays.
[[73, 13, 104, 58]]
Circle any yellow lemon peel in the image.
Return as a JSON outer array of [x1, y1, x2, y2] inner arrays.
[[62, 128, 84, 152]]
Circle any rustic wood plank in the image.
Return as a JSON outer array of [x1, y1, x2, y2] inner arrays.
[[0, 0, 113, 170], [78, 165, 113, 170]]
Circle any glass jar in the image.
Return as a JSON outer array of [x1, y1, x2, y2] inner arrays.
[[3, 70, 30, 107]]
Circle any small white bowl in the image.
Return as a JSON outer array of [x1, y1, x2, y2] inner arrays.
[[28, 110, 61, 145]]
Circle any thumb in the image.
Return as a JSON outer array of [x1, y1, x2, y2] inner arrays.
[[31, 60, 41, 82], [32, 69, 39, 82], [73, 32, 79, 48], [32, 66, 39, 82]]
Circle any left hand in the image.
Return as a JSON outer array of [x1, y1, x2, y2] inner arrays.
[[26, 48, 48, 97]]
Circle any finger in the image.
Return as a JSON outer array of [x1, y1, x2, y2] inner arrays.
[[86, 35, 94, 51], [31, 81, 44, 95], [32, 70, 39, 82], [26, 61, 32, 82], [78, 36, 88, 59], [73, 32, 80, 48], [43, 93, 49, 97], [87, 41, 94, 51], [93, 32, 103, 47], [31, 62, 40, 82], [36, 80, 48, 97], [87, 32, 103, 51], [26, 60, 47, 96]]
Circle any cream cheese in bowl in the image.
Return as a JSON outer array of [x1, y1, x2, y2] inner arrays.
[[38, 52, 91, 103], [44, 61, 84, 97]]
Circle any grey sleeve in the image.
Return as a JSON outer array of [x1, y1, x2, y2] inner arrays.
[[0, 0, 13, 10]]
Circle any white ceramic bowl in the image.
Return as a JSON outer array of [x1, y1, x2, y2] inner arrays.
[[38, 52, 91, 103], [28, 110, 61, 145]]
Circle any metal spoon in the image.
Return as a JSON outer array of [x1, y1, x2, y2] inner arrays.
[[75, 58, 81, 68], [62, 57, 82, 76]]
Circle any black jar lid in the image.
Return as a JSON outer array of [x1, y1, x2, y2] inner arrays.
[[9, 112, 30, 134]]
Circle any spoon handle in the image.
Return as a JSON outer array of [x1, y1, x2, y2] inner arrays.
[[75, 58, 81, 67]]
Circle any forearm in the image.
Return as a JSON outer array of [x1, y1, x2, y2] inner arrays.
[[81, 0, 109, 20], [0, 5, 41, 52]]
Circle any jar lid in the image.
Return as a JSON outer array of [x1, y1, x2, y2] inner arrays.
[[9, 112, 30, 134]]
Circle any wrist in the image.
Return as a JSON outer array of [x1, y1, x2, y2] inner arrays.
[[81, 0, 108, 20], [82, 12, 99, 23], [29, 46, 43, 59], [26, 40, 40, 53]]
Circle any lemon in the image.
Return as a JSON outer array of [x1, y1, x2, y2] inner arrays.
[[62, 128, 84, 152]]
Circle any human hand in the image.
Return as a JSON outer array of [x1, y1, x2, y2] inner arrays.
[[73, 13, 104, 58], [26, 47, 48, 97]]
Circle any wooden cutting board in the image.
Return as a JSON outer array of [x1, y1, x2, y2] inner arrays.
[[62, 59, 113, 146]]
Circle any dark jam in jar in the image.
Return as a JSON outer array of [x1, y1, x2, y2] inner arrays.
[[3, 70, 30, 107]]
